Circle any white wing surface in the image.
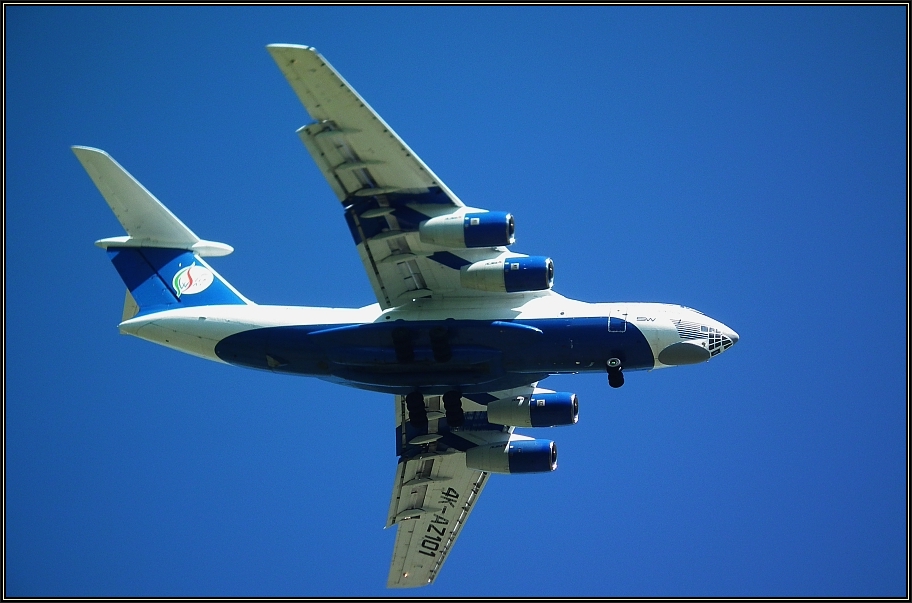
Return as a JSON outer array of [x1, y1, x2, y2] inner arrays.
[[266, 44, 464, 206], [268, 45, 542, 309], [72, 146, 233, 257], [386, 452, 490, 588], [385, 384, 535, 588]]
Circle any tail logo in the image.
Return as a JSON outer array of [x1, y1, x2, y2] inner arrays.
[[172, 263, 214, 298]]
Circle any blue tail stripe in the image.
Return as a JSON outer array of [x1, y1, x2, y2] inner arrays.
[[107, 247, 245, 315], [109, 248, 180, 309]]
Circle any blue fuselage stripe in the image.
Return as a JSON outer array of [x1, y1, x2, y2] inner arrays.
[[214, 317, 653, 395]]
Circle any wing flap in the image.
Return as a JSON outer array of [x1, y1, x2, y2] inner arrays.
[[296, 125, 350, 201], [386, 453, 489, 588], [297, 123, 430, 200]]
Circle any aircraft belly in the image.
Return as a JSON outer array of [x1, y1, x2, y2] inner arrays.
[[213, 317, 654, 392]]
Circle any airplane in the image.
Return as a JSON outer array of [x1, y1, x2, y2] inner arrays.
[[73, 44, 739, 589]]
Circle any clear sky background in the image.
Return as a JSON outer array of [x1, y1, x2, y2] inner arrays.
[[5, 6, 907, 598]]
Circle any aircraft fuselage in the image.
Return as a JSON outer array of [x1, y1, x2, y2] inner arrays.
[[117, 293, 738, 395]]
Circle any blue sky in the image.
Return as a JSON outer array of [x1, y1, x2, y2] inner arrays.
[[5, 6, 906, 597]]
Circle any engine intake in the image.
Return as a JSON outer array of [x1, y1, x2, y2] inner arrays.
[[486, 392, 578, 427], [465, 438, 557, 474], [419, 211, 515, 248], [460, 256, 554, 293]]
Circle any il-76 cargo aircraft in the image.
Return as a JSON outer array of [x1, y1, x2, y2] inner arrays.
[[74, 44, 738, 588]]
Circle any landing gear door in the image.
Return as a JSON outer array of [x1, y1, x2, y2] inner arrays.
[[608, 308, 627, 333]]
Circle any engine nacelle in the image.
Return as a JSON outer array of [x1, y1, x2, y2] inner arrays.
[[486, 392, 579, 427], [464, 438, 557, 474], [419, 211, 515, 248], [460, 256, 554, 293]]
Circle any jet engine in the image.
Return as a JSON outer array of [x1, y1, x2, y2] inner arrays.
[[465, 438, 557, 474], [419, 211, 515, 248], [460, 256, 554, 293], [486, 392, 578, 427]]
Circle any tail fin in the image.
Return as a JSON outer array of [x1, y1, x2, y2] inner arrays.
[[73, 146, 251, 315], [106, 246, 249, 314]]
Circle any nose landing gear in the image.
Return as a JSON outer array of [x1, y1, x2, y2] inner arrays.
[[606, 358, 624, 388]]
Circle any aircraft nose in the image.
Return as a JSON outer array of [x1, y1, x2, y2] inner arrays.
[[725, 328, 739, 346]]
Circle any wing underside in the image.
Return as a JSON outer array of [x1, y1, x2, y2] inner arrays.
[[385, 385, 534, 588], [386, 452, 489, 588], [268, 44, 531, 309]]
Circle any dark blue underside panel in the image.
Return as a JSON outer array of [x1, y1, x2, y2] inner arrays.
[[215, 317, 654, 395], [343, 189, 450, 245], [427, 252, 472, 270]]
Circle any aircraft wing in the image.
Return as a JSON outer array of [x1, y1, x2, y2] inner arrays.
[[385, 384, 536, 588], [266, 44, 464, 207], [268, 45, 544, 309]]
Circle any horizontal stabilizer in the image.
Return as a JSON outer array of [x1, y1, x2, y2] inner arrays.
[[72, 146, 233, 257]]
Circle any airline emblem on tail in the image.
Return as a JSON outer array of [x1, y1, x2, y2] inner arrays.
[[172, 264, 214, 297]]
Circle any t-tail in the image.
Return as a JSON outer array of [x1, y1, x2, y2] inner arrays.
[[73, 146, 251, 320]]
